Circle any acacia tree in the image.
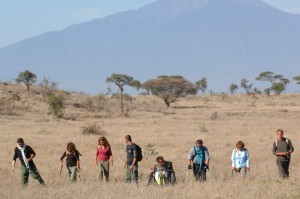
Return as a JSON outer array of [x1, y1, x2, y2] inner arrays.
[[255, 71, 283, 83], [195, 77, 207, 94], [15, 70, 37, 92], [271, 78, 290, 95], [143, 76, 196, 107], [229, 83, 239, 94], [240, 78, 252, 94], [106, 73, 141, 115], [293, 76, 300, 85]]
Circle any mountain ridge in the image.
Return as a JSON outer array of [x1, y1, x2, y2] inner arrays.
[[1, 0, 300, 93]]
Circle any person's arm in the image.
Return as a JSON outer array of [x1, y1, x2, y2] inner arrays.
[[12, 149, 18, 172], [187, 148, 193, 169], [130, 147, 137, 170], [27, 147, 36, 162], [109, 149, 113, 166], [76, 150, 80, 169], [204, 148, 209, 166], [59, 152, 66, 167], [231, 150, 235, 170], [287, 140, 294, 154], [245, 150, 250, 170]]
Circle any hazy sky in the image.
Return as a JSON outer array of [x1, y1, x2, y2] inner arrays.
[[1, 0, 300, 48]]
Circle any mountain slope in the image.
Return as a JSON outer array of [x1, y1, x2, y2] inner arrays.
[[0, 0, 300, 93]]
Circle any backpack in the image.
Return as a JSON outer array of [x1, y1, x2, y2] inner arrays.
[[192, 146, 205, 163], [134, 143, 143, 162]]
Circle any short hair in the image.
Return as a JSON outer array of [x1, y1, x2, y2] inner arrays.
[[236, 141, 245, 148], [17, 138, 24, 143], [277, 129, 284, 134], [156, 156, 164, 162], [125, 135, 132, 142], [196, 139, 203, 145]]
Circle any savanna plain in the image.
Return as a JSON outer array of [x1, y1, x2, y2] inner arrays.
[[0, 83, 299, 199]]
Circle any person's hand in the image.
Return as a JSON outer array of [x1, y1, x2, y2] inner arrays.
[[129, 165, 134, 170], [77, 164, 80, 169], [11, 167, 15, 172], [124, 164, 127, 169], [232, 167, 236, 171], [110, 161, 113, 167], [188, 165, 192, 170], [247, 167, 250, 170]]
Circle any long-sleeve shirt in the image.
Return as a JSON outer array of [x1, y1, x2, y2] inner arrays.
[[13, 145, 36, 168], [231, 148, 249, 168], [272, 137, 294, 161], [188, 146, 209, 164]]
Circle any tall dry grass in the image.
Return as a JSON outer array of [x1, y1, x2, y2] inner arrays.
[[0, 84, 300, 198]]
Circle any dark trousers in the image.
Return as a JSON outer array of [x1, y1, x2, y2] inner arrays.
[[21, 165, 45, 187], [193, 164, 207, 182], [277, 160, 290, 179]]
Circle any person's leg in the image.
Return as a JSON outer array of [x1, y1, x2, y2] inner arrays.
[[132, 165, 138, 184], [125, 165, 131, 183], [21, 165, 29, 187], [241, 167, 247, 178], [282, 161, 290, 179], [98, 161, 104, 181], [277, 160, 285, 178], [147, 171, 154, 185], [193, 164, 200, 181], [29, 166, 45, 185], [170, 171, 176, 185], [102, 161, 110, 182], [67, 166, 76, 182], [200, 168, 207, 182]]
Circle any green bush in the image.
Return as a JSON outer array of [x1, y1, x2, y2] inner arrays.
[[47, 94, 64, 118]]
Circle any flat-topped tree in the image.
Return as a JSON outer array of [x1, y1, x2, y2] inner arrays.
[[293, 76, 300, 85], [143, 75, 197, 107], [15, 70, 37, 92], [106, 73, 141, 115], [255, 71, 283, 83]]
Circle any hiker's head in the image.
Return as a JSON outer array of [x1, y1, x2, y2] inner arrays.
[[17, 138, 24, 147], [196, 139, 203, 148], [98, 136, 110, 148], [156, 156, 165, 165], [236, 141, 245, 149], [125, 135, 132, 144], [67, 142, 76, 153], [277, 129, 284, 139]]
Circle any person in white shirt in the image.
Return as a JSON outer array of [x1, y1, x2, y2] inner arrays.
[[231, 140, 250, 178]]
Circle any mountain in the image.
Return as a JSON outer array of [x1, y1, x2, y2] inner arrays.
[[1, 0, 300, 93]]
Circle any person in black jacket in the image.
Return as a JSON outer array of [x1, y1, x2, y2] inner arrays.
[[60, 142, 81, 182], [12, 138, 45, 187]]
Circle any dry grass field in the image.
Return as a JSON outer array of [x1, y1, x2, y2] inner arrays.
[[1, 83, 300, 199]]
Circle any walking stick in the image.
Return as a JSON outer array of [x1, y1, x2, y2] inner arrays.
[[59, 166, 63, 176], [77, 168, 81, 181], [185, 168, 189, 182]]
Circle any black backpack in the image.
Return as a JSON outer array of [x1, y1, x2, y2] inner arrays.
[[134, 144, 143, 162]]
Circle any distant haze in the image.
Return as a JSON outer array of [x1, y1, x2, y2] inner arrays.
[[0, 0, 300, 93]]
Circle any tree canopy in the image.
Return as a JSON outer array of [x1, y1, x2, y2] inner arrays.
[[143, 76, 196, 107]]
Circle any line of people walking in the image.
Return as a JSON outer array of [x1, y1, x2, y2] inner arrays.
[[11, 129, 294, 187]]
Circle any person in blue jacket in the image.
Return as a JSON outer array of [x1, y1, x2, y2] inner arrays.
[[231, 140, 250, 178]]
